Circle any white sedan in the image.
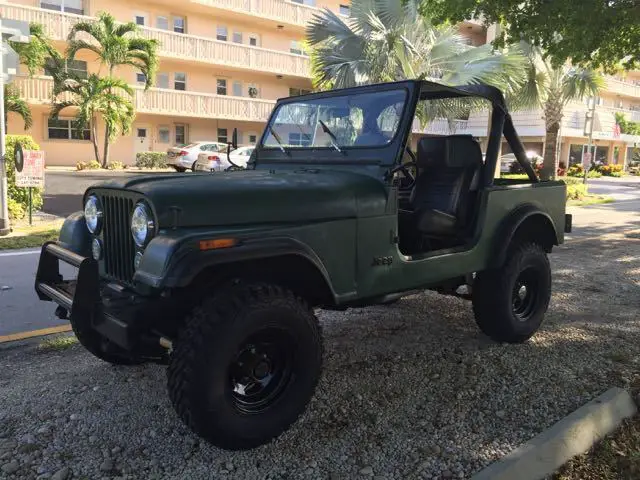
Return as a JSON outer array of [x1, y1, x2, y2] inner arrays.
[[166, 141, 229, 172], [194, 146, 255, 172]]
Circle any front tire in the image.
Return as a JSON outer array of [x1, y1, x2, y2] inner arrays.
[[173, 166, 186, 173], [472, 243, 551, 343], [70, 315, 144, 365], [167, 283, 323, 450]]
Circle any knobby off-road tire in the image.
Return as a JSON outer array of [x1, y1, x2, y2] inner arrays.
[[69, 315, 144, 365], [472, 243, 551, 343], [167, 283, 323, 450]]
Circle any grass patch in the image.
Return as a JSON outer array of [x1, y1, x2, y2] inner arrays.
[[0, 220, 62, 250], [553, 414, 640, 480], [568, 195, 615, 207], [38, 334, 78, 352]]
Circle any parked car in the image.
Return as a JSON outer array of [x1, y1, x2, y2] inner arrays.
[[166, 142, 229, 172], [193, 145, 255, 172], [500, 151, 542, 173]]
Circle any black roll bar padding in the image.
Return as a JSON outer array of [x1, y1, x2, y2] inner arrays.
[[503, 113, 539, 183], [483, 106, 505, 187]]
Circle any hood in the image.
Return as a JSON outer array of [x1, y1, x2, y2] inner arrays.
[[92, 169, 388, 228]]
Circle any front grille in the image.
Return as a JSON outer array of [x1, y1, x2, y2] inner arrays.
[[99, 193, 136, 284]]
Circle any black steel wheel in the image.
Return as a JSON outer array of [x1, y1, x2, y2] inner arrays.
[[472, 243, 551, 343], [167, 283, 323, 450]]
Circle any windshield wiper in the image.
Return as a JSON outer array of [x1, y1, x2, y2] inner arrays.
[[268, 126, 288, 154], [318, 120, 342, 153]]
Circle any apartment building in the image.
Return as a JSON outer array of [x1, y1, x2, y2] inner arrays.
[[2, 0, 638, 168]]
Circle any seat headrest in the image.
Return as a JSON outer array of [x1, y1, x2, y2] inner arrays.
[[417, 135, 483, 169]]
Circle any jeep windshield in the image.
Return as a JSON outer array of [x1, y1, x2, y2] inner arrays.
[[262, 89, 408, 151]]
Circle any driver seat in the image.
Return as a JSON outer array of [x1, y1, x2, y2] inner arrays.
[[409, 135, 483, 238]]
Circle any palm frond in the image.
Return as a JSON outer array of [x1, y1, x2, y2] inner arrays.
[[4, 85, 33, 130], [562, 68, 605, 104]]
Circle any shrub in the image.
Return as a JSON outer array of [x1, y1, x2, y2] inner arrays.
[[566, 183, 587, 200], [76, 161, 87, 171], [86, 160, 101, 170], [587, 169, 602, 178], [5, 135, 43, 215], [567, 164, 584, 177], [8, 198, 25, 220], [107, 161, 125, 170], [136, 152, 167, 169], [600, 164, 624, 176]]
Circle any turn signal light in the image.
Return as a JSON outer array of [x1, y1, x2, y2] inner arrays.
[[208, 155, 220, 161], [199, 238, 237, 251]]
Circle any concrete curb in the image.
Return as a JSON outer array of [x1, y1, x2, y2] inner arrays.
[[471, 387, 638, 480]]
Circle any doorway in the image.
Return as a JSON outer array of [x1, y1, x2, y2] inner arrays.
[[135, 125, 150, 154]]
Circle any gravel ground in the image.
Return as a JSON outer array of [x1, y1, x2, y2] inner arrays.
[[1, 232, 639, 480]]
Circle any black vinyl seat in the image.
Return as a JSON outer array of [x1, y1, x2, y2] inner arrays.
[[408, 135, 483, 237]]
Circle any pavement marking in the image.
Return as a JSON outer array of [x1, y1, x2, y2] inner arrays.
[[0, 248, 41, 257], [0, 325, 72, 344]]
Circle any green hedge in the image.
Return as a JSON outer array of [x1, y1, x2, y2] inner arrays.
[[136, 152, 167, 169], [5, 135, 43, 219]]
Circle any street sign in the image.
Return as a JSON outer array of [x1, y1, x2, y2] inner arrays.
[[15, 150, 45, 188], [583, 152, 592, 168]]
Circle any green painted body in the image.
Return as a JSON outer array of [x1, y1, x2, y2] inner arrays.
[[66, 80, 568, 307]]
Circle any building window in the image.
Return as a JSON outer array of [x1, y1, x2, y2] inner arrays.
[[156, 16, 169, 30], [136, 73, 146, 85], [248, 134, 257, 144], [289, 87, 311, 96], [175, 124, 186, 145], [134, 13, 147, 26], [158, 126, 170, 143], [232, 31, 243, 44], [217, 26, 228, 41], [40, 0, 84, 15], [232, 81, 243, 97], [288, 132, 312, 146], [173, 16, 185, 34], [156, 72, 169, 89], [48, 118, 90, 140], [218, 128, 228, 144], [45, 59, 87, 79], [339, 4, 350, 16], [217, 79, 227, 95], [174, 73, 186, 91], [290, 41, 304, 55], [248, 34, 259, 47]]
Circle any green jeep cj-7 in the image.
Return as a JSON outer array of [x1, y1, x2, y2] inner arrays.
[[35, 80, 572, 450]]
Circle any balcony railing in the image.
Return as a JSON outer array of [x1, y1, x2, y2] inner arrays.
[[413, 118, 469, 135], [190, 0, 319, 27], [1, 4, 311, 78], [606, 78, 640, 99], [13, 76, 277, 122]]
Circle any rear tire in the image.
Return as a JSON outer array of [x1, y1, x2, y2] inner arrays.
[[173, 166, 186, 173], [70, 315, 144, 365], [167, 283, 323, 450], [472, 243, 551, 343]]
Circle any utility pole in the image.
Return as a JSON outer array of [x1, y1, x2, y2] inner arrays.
[[0, 18, 30, 236], [582, 97, 596, 185]]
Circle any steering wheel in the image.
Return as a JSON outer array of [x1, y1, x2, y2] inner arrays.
[[387, 147, 417, 190]]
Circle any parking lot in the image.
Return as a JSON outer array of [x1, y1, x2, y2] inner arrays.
[[1, 196, 639, 480]]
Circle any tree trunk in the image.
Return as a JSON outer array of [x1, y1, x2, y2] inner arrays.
[[91, 117, 101, 165], [541, 123, 560, 181], [102, 126, 111, 169]]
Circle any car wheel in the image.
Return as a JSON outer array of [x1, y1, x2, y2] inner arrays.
[[69, 314, 144, 365], [173, 166, 186, 173], [191, 161, 198, 171], [167, 283, 323, 450], [472, 243, 551, 343]]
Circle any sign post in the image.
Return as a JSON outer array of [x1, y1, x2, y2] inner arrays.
[[15, 148, 45, 226]]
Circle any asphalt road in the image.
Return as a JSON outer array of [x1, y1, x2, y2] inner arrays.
[[0, 175, 638, 338]]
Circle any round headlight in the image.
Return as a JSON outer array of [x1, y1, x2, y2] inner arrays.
[[91, 238, 103, 260], [131, 203, 155, 247], [84, 195, 102, 234]]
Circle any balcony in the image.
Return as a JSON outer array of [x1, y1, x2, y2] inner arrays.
[[412, 118, 470, 135], [606, 78, 640, 99], [191, 0, 318, 28], [13, 76, 277, 122], [1, 3, 311, 79]]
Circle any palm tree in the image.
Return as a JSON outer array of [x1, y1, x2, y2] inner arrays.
[[51, 74, 135, 167], [513, 44, 604, 180], [4, 84, 32, 130], [306, 0, 526, 99], [9, 23, 61, 76], [65, 12, 158, 166]]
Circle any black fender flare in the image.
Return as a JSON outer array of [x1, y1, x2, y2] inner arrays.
[[489, 204, 559, 268], [58, 211, 92, 258], [136, 236, 337, 298]]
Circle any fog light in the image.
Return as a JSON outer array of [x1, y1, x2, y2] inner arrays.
[[91, 238, 102, 260], [134, 251, 143, 270]]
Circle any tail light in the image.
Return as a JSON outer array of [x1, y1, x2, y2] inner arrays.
[[179, 150, 189, 156], [208, 155, 220, 161]]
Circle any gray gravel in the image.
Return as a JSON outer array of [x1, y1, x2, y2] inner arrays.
[[1, 234, 639, 479]]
